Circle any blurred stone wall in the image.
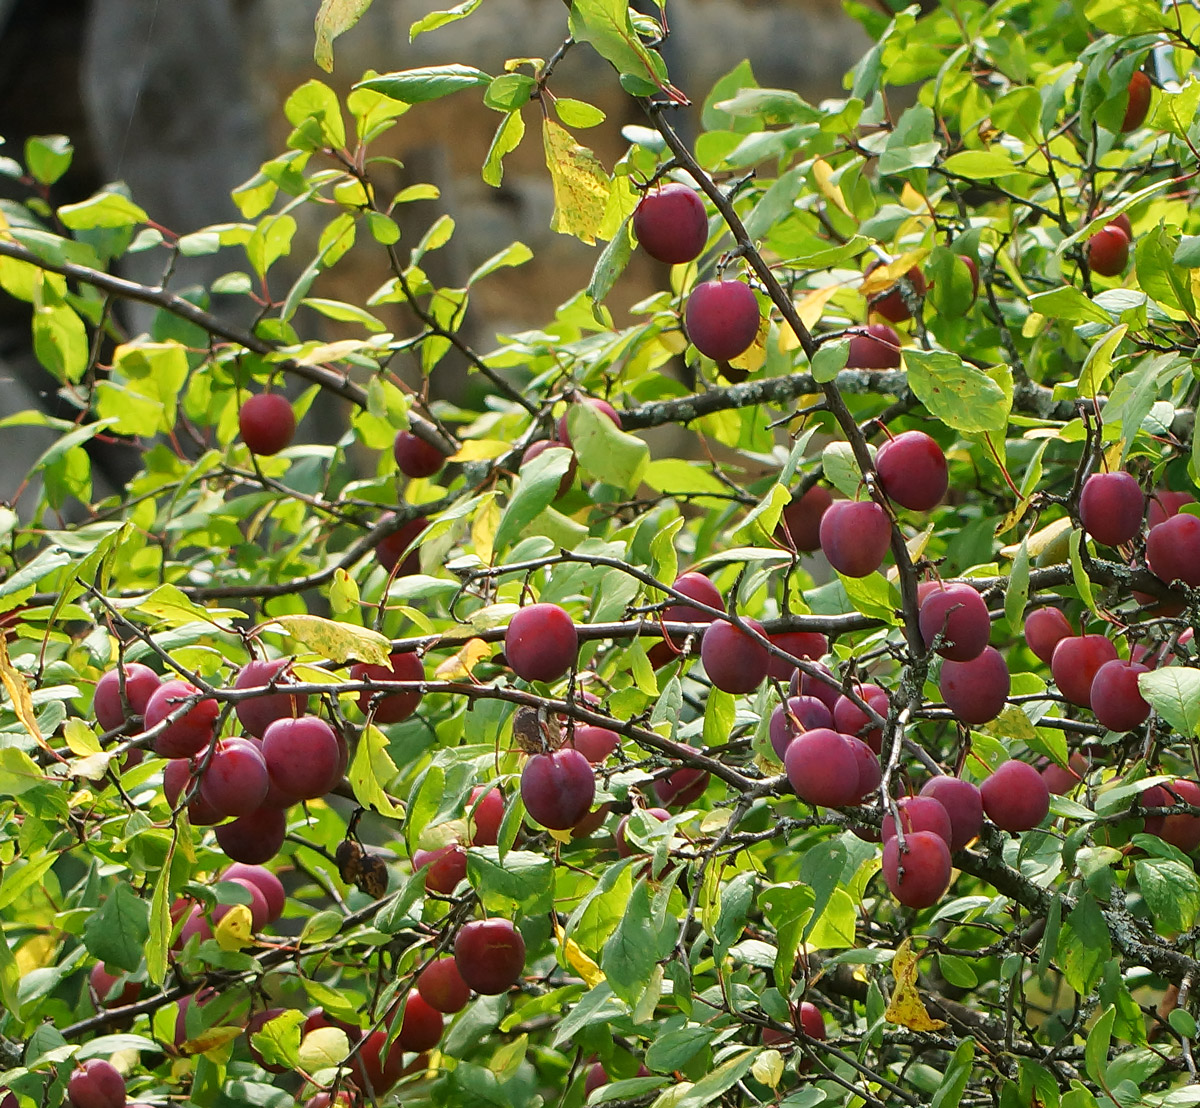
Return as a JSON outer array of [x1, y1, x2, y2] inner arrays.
[[0, 0, 869, 497]]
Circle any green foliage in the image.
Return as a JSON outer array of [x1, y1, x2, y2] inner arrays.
[[2, 0, 1200, 1105]]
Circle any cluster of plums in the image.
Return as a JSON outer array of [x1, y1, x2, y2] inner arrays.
[[96, 651, 423, 867]]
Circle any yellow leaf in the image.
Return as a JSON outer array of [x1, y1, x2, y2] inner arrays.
[[262, 613, 392, 665], [298, 1026, 351, 1072], [65, 717, 102, 756], [15, 933, 58, 975], [215, 904, 254, 951], [449, 439, 512, 462], [542, 120, 611, 245], [900, 182, 927, 211], [728, 310, 770, 374], [813, 159, 852, 218], [470, 494, 501, 566], [1000, 515, 1072, 560], [860, 249, 930, 297], [182, 1024, 242, 1058], [434, 638, 492, 682], [779, 285, 843, 349], [751, 1049, 785, 1087], [885, 938, 947, 1031], [554, 920, 606, 987], [0, 636, 47, 750]]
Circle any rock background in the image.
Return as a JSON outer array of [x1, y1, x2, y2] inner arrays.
[[0, 0, 868, 503]]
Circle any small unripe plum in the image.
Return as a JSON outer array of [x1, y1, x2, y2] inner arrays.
[[505, 603, 578, 683], [1147, 513, 1200, 587], [1051, 635, 1118, 707], [865, 261, 926, 323], [234, 658, 306, 738], [981, 760, 1050, 832], [393, 429, 447, 479], [557, 398, 622, 449], [214, 806, 287, 866], [939, 646, 1010, 724], [1090, 658, 1151, 731], [875, 430, 948, 512], [819, 499, 891, 578], [414, 843, 468, 894], [684, 279, 760, 362], [350, 651, 423, 724], [633, 182, 708, 264], [240, 393, 296, 456], [418, 955, 471, 1013], [1143, 779, 1200, 852], [775, 485, 833, 552], [1080, 470, 1143, 547], [918, 583, 990, 662], [375, 514, 428, 576], [918, 776, 983, 851], [1087, 225, 1130, 277], [845, 323, 901, 370], [144, 680, 219, 759], [701, 618, 769, 693], [1024, 607, 1073, 664], [882, 795, 953, 846], [454, 918, 526, 995], [882, 831, 952, 908], [785, 728, 860, 808], [766, 631, 829, 682], [1120, 70, 1152, 132], [67, 1059, 126, 1108], [521, 748, 595, 830], [94, 663, 161, 731]]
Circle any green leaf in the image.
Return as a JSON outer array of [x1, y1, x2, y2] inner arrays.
[[468, 241, 533, 285], [314, 0, 374, 73], [356, 65, 492, 104], [1057, 893, 1110, 995], [587, 214, 634, 308], [482, 110, 525, 187], [567, 0, 678, 101], [349, 724, 404, 817], [941, 150, 1030, 179], [83, 882, 150, 973], [602, 878, 670, 1005], [569, 401, 648, 491], [483, 74, 536, 112], [1029, 286, 1113, 325], [556, 98, 607, 128], [24, 135, 73, 186], [932, 1039, 976, 1108], [1135, 227, 1195, 317], [246, 214, 297, 278], [1068, 529, 1096, 615], [250, 1010, 304, 1070], [812, 339, 849, 383], [903, 349, 1010, 434], [1135, 858, 1200, 933], [1085, 1005, 1115, 1088], [494, 446, 573, 552], [410, 0, 483, 39], [734, 483, 790, 546], [646, 1025, 716, 1072], [675, 1049, 759, 1108], [57, 190, 147, 229], [1085, 0, 1166, 34], [1138, 669, 1200, 737], [467, 848, 554, 914], [284, 79, 347, 149], [1005, 538, 1030, 631]]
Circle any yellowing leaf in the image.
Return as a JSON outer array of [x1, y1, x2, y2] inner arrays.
[[262, 614, 392, 665], [751, 1049, 785, 1088], [449, 438, 512, 462], [15, 933, 58, 975], [813, 159, 852, 218], [780, 285, 842, 349], [861, 249, 930, 297], [470, 494, 501, 565], [65, 717, 102, 756], [434, 638, 492, 681], [214, 904, 254, 951], [349, 723, 405, 817], [885, 939, 947, 1031], [0, 636, 46, 750], [728, 310, 770, 374], [182, 1024, 242, 1058], [900, 182, 926, 211], [298, 1026, 351, 1071], [1000, 515, 1072, 560], [313, 0, 373, 73], [555, 920, 606, 987], [543, 120, 611, 245]]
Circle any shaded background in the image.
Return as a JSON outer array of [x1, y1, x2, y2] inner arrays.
[[0, 0, 869, 504]]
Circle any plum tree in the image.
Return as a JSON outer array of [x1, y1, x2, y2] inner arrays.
[[143, 680, 220, 758], [1121, 70, 1153, 131], [417, 956, 472, 1014], [1024, 607, 1073, 664], [785, 728, 861, 807], [1090, 658, 1151, 731], [774, 484, 833, 552], [632, 182, 708, 264], [1051, 634, 1118, 707], [66, 1061, 125, 1108], [261, 716, 344, 801], [864, 261, 926, 322], [919, 776, 983, 851], [939, 647, 1011, 725], [881, 795, 953, 846], [845, 323, 902, 369], [1147, 512, 1200, 586], [233, 658, 306, 738]]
